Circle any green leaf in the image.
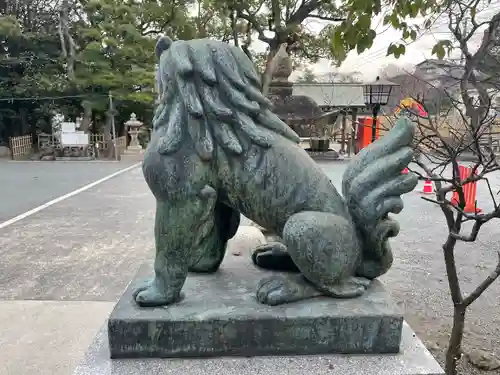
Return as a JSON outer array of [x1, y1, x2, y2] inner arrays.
[[387, 43, 406, 58], [389, 12, 400, 28], [387, 43, 397, 56], [357, 14, 371, 31], [409, 2, 419, 17], [430, 40, 452, 59], [432, 43, 446, 59], [397, 44, 406, 57]]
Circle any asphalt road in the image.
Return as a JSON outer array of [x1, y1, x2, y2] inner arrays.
[[0, 160, 140, 222]]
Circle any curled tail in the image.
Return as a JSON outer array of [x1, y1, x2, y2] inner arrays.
[[342, 117, 418, 279]]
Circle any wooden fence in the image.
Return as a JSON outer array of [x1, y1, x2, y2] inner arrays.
[[89, 134, 127, 155], [9, 135, 33, 160]]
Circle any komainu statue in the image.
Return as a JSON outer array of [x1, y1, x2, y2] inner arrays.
[[135, 36, 418, 307]]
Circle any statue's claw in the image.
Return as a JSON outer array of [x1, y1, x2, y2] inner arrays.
[[348, 276, 371, 288], [256, 275, 322, 306]]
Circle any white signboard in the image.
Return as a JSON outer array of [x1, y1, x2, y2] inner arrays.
[[61, 132, 89, 146], [61, 122, 76, 133]]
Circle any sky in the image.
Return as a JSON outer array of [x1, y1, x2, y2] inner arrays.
[[248, 6, 497, 81]]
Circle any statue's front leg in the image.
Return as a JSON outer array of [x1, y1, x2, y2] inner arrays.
[[133, 186, 218, 307], [189, 202, 240, 273]]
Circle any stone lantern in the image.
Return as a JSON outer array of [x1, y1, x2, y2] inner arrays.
[[125, 113, 143, 152]]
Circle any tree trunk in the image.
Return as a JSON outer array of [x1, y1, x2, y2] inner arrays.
[[103, 117, 116, 158], [261, 42, 287, 96], [59, 0, 76, 80], [79, 101, 92, 133], [23, 109, 38, 152], [446, 304, 466, 375], [19, 108, 29, 136]]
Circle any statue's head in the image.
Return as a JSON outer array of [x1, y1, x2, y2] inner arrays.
[[152, 36, 299, 161]]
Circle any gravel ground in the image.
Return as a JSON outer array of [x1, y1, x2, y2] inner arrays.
[[319, 161, 500, 375]]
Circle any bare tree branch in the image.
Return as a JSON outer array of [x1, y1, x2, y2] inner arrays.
[[405, 4, 500, 374], [463, 252, 500, 306]]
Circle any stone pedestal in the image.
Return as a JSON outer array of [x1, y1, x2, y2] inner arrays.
[[73, 226, 444, 375], [75, 322, 443, 375], [107, 261, 404, 359]]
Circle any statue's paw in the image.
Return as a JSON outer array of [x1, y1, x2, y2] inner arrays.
[[323, 278, 368, 298], [256, 275, 322, 306], [256, 275, 299, 306], [132, 279, 180, 307], [252, 243, 300, 272]]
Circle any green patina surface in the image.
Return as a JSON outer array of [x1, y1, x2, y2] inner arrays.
[[136, 36, 418, 308]]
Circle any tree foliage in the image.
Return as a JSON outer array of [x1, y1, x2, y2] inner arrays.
[[0, 0, 195, 144], [0, 2, 63, 144], [0, 0, 452, 146], [331, 0, 447, 62]]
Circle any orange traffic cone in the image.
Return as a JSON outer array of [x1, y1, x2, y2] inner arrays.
[[422, 179, 434, 194]]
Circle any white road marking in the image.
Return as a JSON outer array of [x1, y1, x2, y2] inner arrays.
[[0, 162, 141, 230]]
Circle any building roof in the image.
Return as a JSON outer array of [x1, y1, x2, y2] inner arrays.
[[292, 83, 365, 107], [416, 59, 455, 68]]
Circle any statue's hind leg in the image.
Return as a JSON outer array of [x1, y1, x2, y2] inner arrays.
[[256, 211, 369, 306], [189, 202, 240, 273], [133, 186, 219, 307]]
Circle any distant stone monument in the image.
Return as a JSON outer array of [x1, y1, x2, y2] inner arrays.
[[267, 48, 339, 140], [124, 113, 143, 153]]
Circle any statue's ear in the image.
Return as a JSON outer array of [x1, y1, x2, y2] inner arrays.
[[155, 36, 173, 59]]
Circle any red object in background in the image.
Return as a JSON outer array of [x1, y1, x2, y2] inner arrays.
[[394, 98, 429, 118], [401, 167, 409, 174], [356, 117, 381, 153], [450, 165, 482, 213], [422, 179, 434, 194]]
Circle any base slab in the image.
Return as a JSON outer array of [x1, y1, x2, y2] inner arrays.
[[75, 322, 444, 375], [108, 257, 403, 358]]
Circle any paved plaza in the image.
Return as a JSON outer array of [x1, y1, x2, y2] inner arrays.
[[0, 161, 499, 374]]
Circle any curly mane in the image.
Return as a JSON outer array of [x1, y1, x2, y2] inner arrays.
[[152, 37, 300, 161]]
